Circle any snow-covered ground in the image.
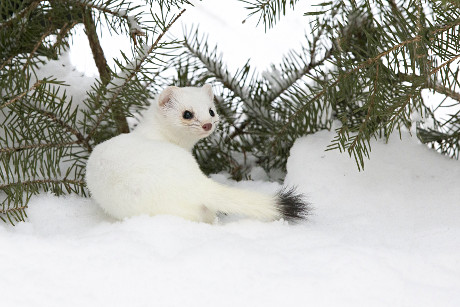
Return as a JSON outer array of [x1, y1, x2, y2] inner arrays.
[[1, 129, 459, 306], [2, 1, 460, 306]]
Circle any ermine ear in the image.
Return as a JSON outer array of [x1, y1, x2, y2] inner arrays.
[[158, 86, 178, 107], [202, 84, 214, 101]]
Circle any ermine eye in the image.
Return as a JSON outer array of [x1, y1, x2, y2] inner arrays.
[[209, 109, 215, 117], [183, 110, 194, 119]]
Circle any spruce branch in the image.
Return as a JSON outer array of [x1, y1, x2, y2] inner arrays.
[[0, 178, 86, 190], [0, 205, 28, 216], [229, 42, 332, 141], [271, 18, 460, 149], [265, 43, 334, 103], [0, 55, 14, 70], [82, 4, 131, 134], [387, 93, 414, 127], [0, 141, 80, 154], [74, 0, 146, 38], [52, 21, 79, 54], [0, 0, 40, 29], [429, 53, 460, 75], [85, 8, 186, 141], [0, 80, 44, 110], [183, 30, 252, 103], [398, 72, 460, 102], [430, 81, 460, 102], [33, 108, 92, 152], [264, 24, 334, 103], [83, 8, 111, 85], [0, 204, 28, 224], [22, 26, 54, 72], [240, 0, 298, 31], [348, 63, 380, 158]]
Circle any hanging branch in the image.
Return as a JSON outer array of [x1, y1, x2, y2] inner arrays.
[[0, 205, 28, 216], [398, 72, 460, 102], [74, 0, 146, 38], [0, 0, 41, 29], [271, 18, 460, 147], [429, 81, 460, 102], [33, 108, 92, 152], [52, 21, 79, 54], [348, 63, 380, 156], [0, 80, 44, 110], [22, 26, 55, 72], [0, 141, 81, 154], [85, 8, 186, 141], [183, 31, 252, 103], [240, 0, 299, 31], [0, 178, 86, 190], [83, 8, 111, 85]]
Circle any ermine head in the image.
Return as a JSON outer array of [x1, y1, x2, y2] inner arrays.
[[154, 84, 219, 147]]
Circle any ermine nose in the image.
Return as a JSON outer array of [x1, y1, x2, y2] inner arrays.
[[202, 123, 212, 131]]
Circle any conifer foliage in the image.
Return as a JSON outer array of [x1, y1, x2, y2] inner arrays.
[[0, 0, 188, 224], [1, 0, 460, 224], [180, 0, 460, 177]]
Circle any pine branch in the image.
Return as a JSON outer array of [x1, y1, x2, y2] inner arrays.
[[0, 178, 86, 190], [85, 8, 186, 141], [348, 63, 380, 157], [430, 81, 460, 102], [82, 5, 131, 134], [22, 26, 54, 72], [0, 55, 15, 70], [240, 0, 298, 31], [430, 53, 460, 75], [75, 0, 146, 38], [33, 108, 92, 152], [51, 21, 78, 54], [0, 0, 40, 29], [183, 32, 252, 103], [0, 80, 43, 110], [0, 205, 28, 216], [0, 141, 80, 154], [398, 72, 460, 102], [83, 8, 111, 85], [272, 18, 460, 148]]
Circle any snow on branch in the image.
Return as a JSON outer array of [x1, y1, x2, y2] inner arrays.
[[74, 0, 145, 39]]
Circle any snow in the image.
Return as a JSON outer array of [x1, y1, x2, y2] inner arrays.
[[1, 129, 460, 306], [2, 0, 460, 306], [69, 0, 309, 76], [34, 53, 96, 111]]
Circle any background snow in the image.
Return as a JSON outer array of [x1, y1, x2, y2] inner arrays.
[[2, 0, 460, 306], [69, 0, 308, 76], [1, 129, 459, 306]]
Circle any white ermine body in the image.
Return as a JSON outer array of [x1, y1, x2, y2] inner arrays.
[[86, 85, 308, 223]]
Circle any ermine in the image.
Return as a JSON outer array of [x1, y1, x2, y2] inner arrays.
[[85, 84, 309, 223]]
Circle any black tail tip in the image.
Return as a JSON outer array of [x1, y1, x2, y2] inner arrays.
[[276, 187, 311, 222]]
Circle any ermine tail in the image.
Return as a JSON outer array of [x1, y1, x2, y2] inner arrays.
[[204, 181, 310, 222], [276, 187, 311, 221]]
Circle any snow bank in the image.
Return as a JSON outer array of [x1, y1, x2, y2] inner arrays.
[[1, 130, 459, 307], [286, 130, 460, 306]]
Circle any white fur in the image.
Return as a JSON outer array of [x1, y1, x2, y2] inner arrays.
[[86, 85, 281, 223]]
